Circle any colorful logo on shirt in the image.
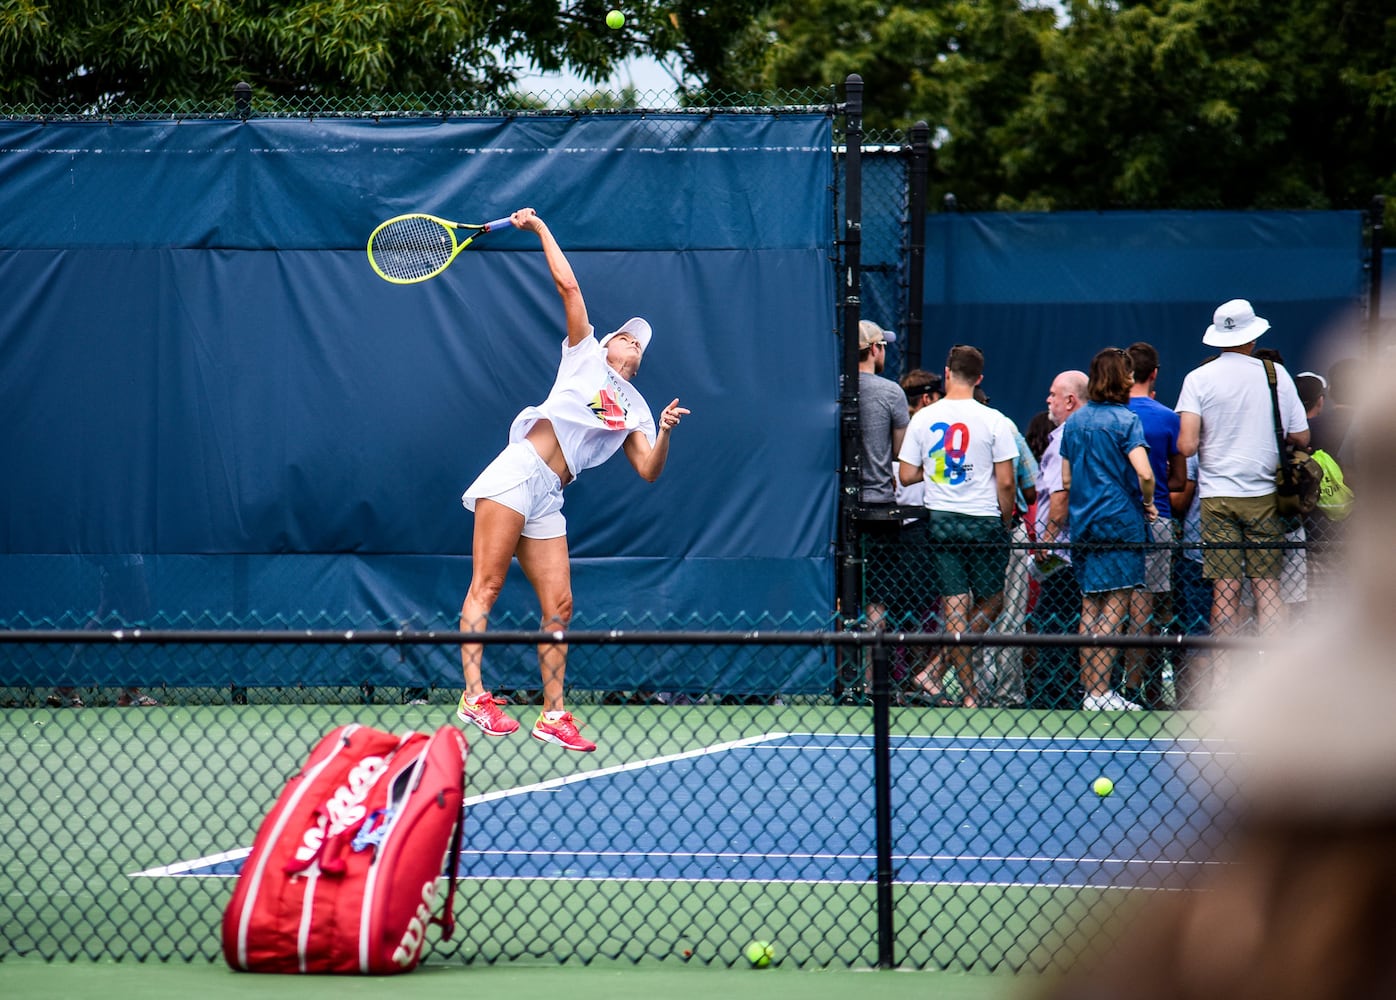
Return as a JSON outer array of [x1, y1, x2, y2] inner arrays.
[[927, 421, 973, 484], [589, 387, 627, 429]]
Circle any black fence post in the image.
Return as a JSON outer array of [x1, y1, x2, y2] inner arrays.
[[1371, 194, 1385, 357], [836, 74, 865, 695], [870, 633, 896, 969], [234, 81, 252, 120], [905, 122, 929, 369]]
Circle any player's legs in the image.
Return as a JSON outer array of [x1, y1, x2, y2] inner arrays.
[[459, 498, 526, 695], [515, 533, 573, 714]]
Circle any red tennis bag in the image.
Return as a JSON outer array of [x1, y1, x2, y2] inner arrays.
[[222, 723, 469, 974]]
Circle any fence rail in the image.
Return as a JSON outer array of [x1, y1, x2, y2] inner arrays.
[[1, 625, 1250, 971]]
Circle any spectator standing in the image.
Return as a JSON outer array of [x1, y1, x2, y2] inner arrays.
[[1170, 454, 1210, 707], [1294, 371, 1350, 604], [1124, 342, 1185, 708], [893, 369, 943, 696], [1176, 299, 1307, 703], [856, 320, 908, 507], [1320, 357, 1361, 468], [1027, 371, 1087, 709], [974, 387, 1038, 708], [1024, 411, 1054, 468], [894, 368, 944, 517], [1060, 349, 1157, 712], [851, 320, 911, 698], [899, 345, 1018, 708]]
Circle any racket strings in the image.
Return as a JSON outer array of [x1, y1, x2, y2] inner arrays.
[[370, 216, 456, 281]]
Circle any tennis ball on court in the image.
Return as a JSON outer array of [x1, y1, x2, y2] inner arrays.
[[744, 939, 775, 968], [1093, 776, 1115, 797], [605, 9, 624, 28]]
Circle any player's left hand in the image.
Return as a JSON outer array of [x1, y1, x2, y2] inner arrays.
[[660, 399, 690, 432]]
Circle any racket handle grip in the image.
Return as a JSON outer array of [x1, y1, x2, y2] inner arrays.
[[483, 216, 515, 232]]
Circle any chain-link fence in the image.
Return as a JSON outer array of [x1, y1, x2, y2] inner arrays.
[[0, 86, 838, 121], [1, 618, 1249, 971], [859, 521, 1346, 712], [0, 78, 1361, 974]]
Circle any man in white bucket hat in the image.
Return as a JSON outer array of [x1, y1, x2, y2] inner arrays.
[[1174, 299, 1308, 703]]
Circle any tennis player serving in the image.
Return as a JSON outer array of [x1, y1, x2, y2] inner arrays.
[[457, 207, 689, 752]]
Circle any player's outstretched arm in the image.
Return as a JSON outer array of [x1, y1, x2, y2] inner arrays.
[[511, 207, 589, 347], [625, 398, 690, 482]]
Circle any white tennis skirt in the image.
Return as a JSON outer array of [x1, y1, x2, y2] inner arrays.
[[461, 441, 566, 539]]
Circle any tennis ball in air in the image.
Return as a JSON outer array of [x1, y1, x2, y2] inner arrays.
[[744, 940, 775, 968], [1093, 776, 1115, 797], [605, 9, 624, 28]]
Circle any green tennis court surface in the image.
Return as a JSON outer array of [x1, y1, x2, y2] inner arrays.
[[0, 956, 1029, 999], [142, 731, 1227, 889], [2, 699, 1211, 971]]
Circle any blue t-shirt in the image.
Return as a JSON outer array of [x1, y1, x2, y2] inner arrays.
[[1060, 401, 1148, 544], [1127, 395, 1180, 518]]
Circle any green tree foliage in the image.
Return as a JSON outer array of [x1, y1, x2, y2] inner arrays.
[[0, 0, 768, 108], [3, 0, 1390, 212], [738, 0, 1395, 211], [990, 0, 1396, 210]]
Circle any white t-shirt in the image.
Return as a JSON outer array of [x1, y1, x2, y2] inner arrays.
[[898, 397, 1018, 517], [1175, 352, 1308, 499], [509, 330, 655, 481], [1034, 423, 1071, 562]]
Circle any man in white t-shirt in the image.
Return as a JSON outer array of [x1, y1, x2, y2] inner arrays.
[[898, 345, 1017, 707], [456, 208, 691, 752], [1176, 299, 1307, 697]]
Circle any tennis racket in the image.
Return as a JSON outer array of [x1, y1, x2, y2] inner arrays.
[[367, 213, 514, 284]]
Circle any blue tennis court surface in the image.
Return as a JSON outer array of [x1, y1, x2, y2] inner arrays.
[[137, 732, 1231, 889]]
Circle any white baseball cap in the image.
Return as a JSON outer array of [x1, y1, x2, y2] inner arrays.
[[599, 317, 652, 352], [1203, 298, 1270, 348]]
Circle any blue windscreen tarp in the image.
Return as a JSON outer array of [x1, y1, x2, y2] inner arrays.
[[0, 114, 839, 691], [918, 211, 1365, 431]]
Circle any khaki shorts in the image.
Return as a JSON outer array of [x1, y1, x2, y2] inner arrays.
[[1200, 494, 1285, 580]]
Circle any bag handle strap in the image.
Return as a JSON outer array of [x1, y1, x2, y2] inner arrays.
[[1262, 359, 1288, 461], [431, 797, 466, 940]]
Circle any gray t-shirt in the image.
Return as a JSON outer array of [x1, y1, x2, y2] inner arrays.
[[859, 372, 909, 504]]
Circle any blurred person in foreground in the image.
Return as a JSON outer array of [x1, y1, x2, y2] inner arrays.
[[1037, 361, 1396, 1000]]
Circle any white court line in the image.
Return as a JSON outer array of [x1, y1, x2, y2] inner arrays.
[[448, 874, 1195, 890], [778, 731, 1230, 742], [132, 731, 1215, 880], [758, 744, 1236, 757], [130, 847, 255, 878], [129, 731, 791, 878], [757, 733, 1236, 757], [458, 848, 1218, 867], [461, 730, 791, 805]]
